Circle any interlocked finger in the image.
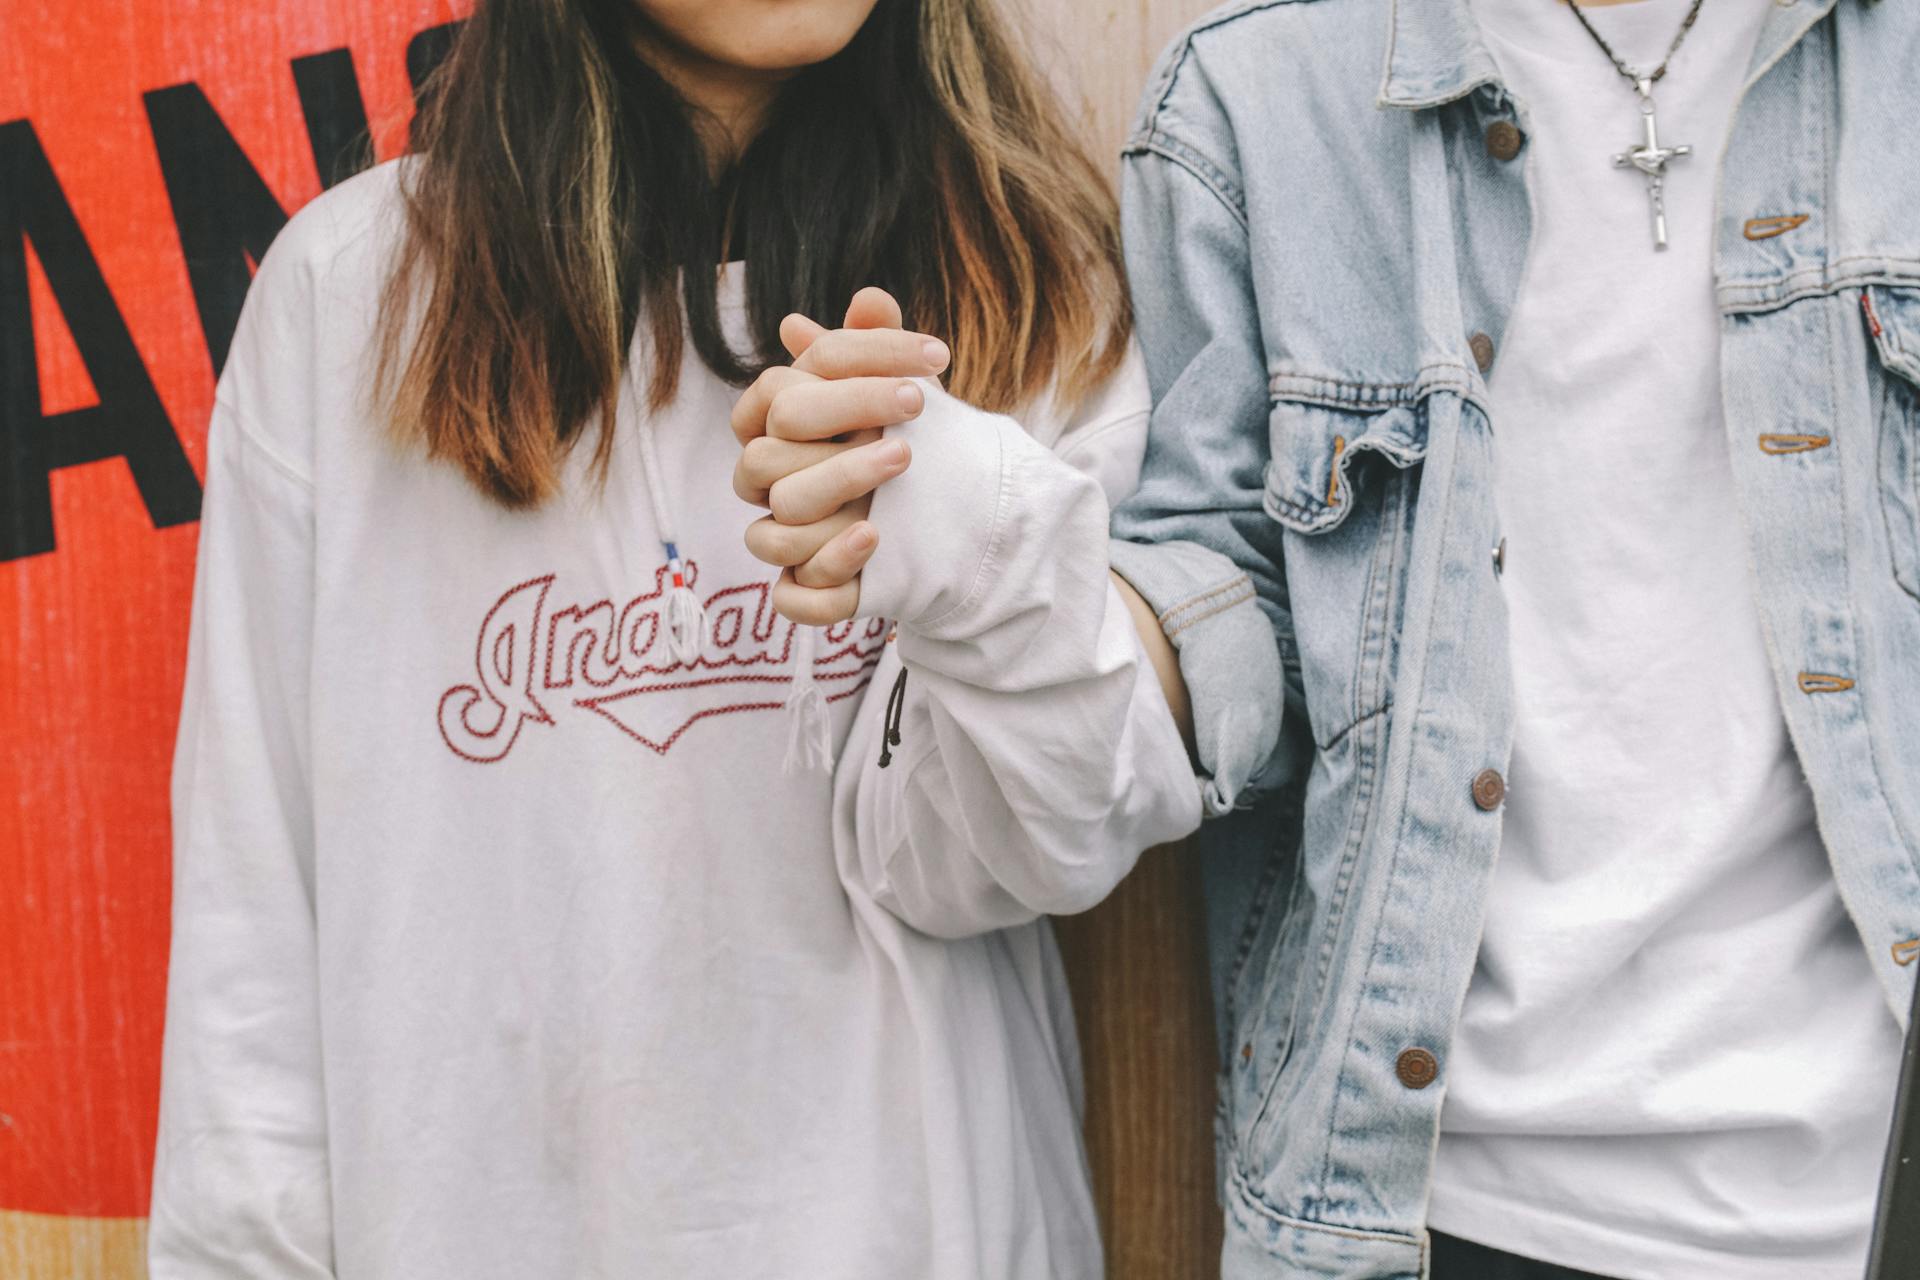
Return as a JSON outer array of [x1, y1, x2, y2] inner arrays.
[[765, 377, 924, 443], [792, 520, 878, 590], [744, 505, 864, 568], [731, 364, 817, 445], [774, 568, 862, 627], [768, 438, 910, 525], [792, 328, 949, 382], [734, 435, 870, 507]]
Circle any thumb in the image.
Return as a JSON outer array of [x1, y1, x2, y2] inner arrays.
[[843, 286, 904, 330], [780, 312, 830, 361]]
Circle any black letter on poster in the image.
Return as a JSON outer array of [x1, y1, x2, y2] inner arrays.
[[144, 84, 289, 376], [0, 119, 202, 562], [407, 22, 465, 119], [292, 48, 373, 190]]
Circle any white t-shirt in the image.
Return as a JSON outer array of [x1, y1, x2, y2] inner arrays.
[[1433, 3, 1902, 1278], [148, 160, 1199, 1280]]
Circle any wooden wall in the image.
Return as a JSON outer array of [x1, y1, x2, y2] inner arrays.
[[1018, 1, 1230, 1276]]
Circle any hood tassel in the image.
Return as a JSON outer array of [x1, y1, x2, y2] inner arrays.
[[661, 542, 707, 666]]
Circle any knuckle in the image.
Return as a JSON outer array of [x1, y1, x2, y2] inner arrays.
[[743, 518, 783, 564], [768, 480, 813, 525]]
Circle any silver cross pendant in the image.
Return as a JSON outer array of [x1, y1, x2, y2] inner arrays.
[[1612, 78, 1691, 250]]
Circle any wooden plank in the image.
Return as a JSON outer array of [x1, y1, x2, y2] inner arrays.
[[0, 1210, 147, 1280], [1055, 845, 1224, 1278]]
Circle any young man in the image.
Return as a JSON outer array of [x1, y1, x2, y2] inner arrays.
[[1107, 0, 1920, 1276]]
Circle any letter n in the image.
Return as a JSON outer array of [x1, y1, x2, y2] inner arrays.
[[143, 83, 289, 376]]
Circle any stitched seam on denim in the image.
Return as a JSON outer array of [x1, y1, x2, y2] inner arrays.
[[1224, 1163, 1423, 1249], [1840, 294, 1920, 892], [1159, 583, 1251, 637], [1883, 372, 1920, 606], [1128, 131, 1249, 228], [1722, 264, 1920, 297], [1817, 282, 1920, 940], [214, 394, 314, 490], [1165, 583, 1257, 638], [1269, 365, 1477, 408], [1131, 0, 1319, 142], [1345, 474, 1406, 743], [1718, 260, 1920, 313], [1158, 573, 1256, 626]]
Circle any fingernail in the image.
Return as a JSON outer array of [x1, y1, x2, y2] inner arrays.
[[879, 440, 909, 467], [895, 381, 923, 413], [849, 525, 876, 551], [922, 339, 949, 369]]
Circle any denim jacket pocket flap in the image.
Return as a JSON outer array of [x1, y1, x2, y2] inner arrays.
[[1262, 392, 1430, 535], [1867, 285, 1920, 387]]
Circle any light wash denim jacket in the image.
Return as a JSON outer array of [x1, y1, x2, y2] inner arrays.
[[1106, 0, 1920, 1275]]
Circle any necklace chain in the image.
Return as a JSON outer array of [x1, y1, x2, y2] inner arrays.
[[1564, 0, 1708, 88]]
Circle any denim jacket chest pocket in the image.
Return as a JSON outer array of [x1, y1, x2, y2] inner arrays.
[[1865, 285, 1920, 602]]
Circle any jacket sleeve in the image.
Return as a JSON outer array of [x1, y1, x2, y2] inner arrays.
[[837, 358, 1202, 939], [1106, 118, 1300, 818], [148, 288, 333, 1272]]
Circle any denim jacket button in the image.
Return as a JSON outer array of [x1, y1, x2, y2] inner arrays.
[[1469, 332, 1496, 372], [1485, 120, 1524, 162], [1471, 768, 1506, 811], [1396, 1048, 1440, 1089]]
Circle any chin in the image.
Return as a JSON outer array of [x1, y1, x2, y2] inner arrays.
[[643, 0, 883, 77]]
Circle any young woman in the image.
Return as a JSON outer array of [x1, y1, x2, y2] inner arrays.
[[147, 0, 1199, 1276]]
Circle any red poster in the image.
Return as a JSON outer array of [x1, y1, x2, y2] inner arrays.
[[1, 0, 468, 1262]]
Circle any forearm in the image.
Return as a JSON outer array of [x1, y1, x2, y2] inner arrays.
[[1114, 568, 1194, 756]]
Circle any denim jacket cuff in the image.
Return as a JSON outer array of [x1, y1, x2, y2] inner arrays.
[[1109, 537, 1284, 817]]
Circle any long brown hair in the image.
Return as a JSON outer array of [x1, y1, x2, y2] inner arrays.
[[375, 0, 1130, 508]]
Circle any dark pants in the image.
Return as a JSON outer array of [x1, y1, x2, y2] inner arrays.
[[1430, 1232, 1624, 1280]]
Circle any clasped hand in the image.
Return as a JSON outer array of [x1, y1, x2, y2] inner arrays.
[[731, 287, 949, 625]]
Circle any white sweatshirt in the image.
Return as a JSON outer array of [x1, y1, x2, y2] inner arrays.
[[149, 160, 1199, 1279]]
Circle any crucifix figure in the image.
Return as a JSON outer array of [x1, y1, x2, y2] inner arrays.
[[1613, 77, 1692, 250]]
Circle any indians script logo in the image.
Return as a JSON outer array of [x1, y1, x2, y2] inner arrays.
[[438, 563, 889, 762]]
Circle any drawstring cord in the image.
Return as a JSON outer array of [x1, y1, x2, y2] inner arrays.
[[631, 362, 707, 666], [784, 621, 833, 772], [877, 665, 909, 768], [622, 347, 854, 772]]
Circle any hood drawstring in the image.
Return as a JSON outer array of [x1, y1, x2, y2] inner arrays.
[[625, 355, 832, 770], [633, 370, 708, 667], [783, 620, 833, 773], [877, 665, 909, 768]]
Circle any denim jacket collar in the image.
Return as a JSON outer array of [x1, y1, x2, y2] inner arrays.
[[1377, 0, 1501, 110]]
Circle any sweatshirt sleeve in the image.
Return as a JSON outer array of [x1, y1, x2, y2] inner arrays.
[[149, 276, 333, 1272], [838, 352, 1202, 939]]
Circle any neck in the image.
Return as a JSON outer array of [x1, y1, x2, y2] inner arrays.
[[633, 29, 790, 172]]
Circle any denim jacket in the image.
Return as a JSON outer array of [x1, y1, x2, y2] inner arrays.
[[1106, 1, 1920, 1275]]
